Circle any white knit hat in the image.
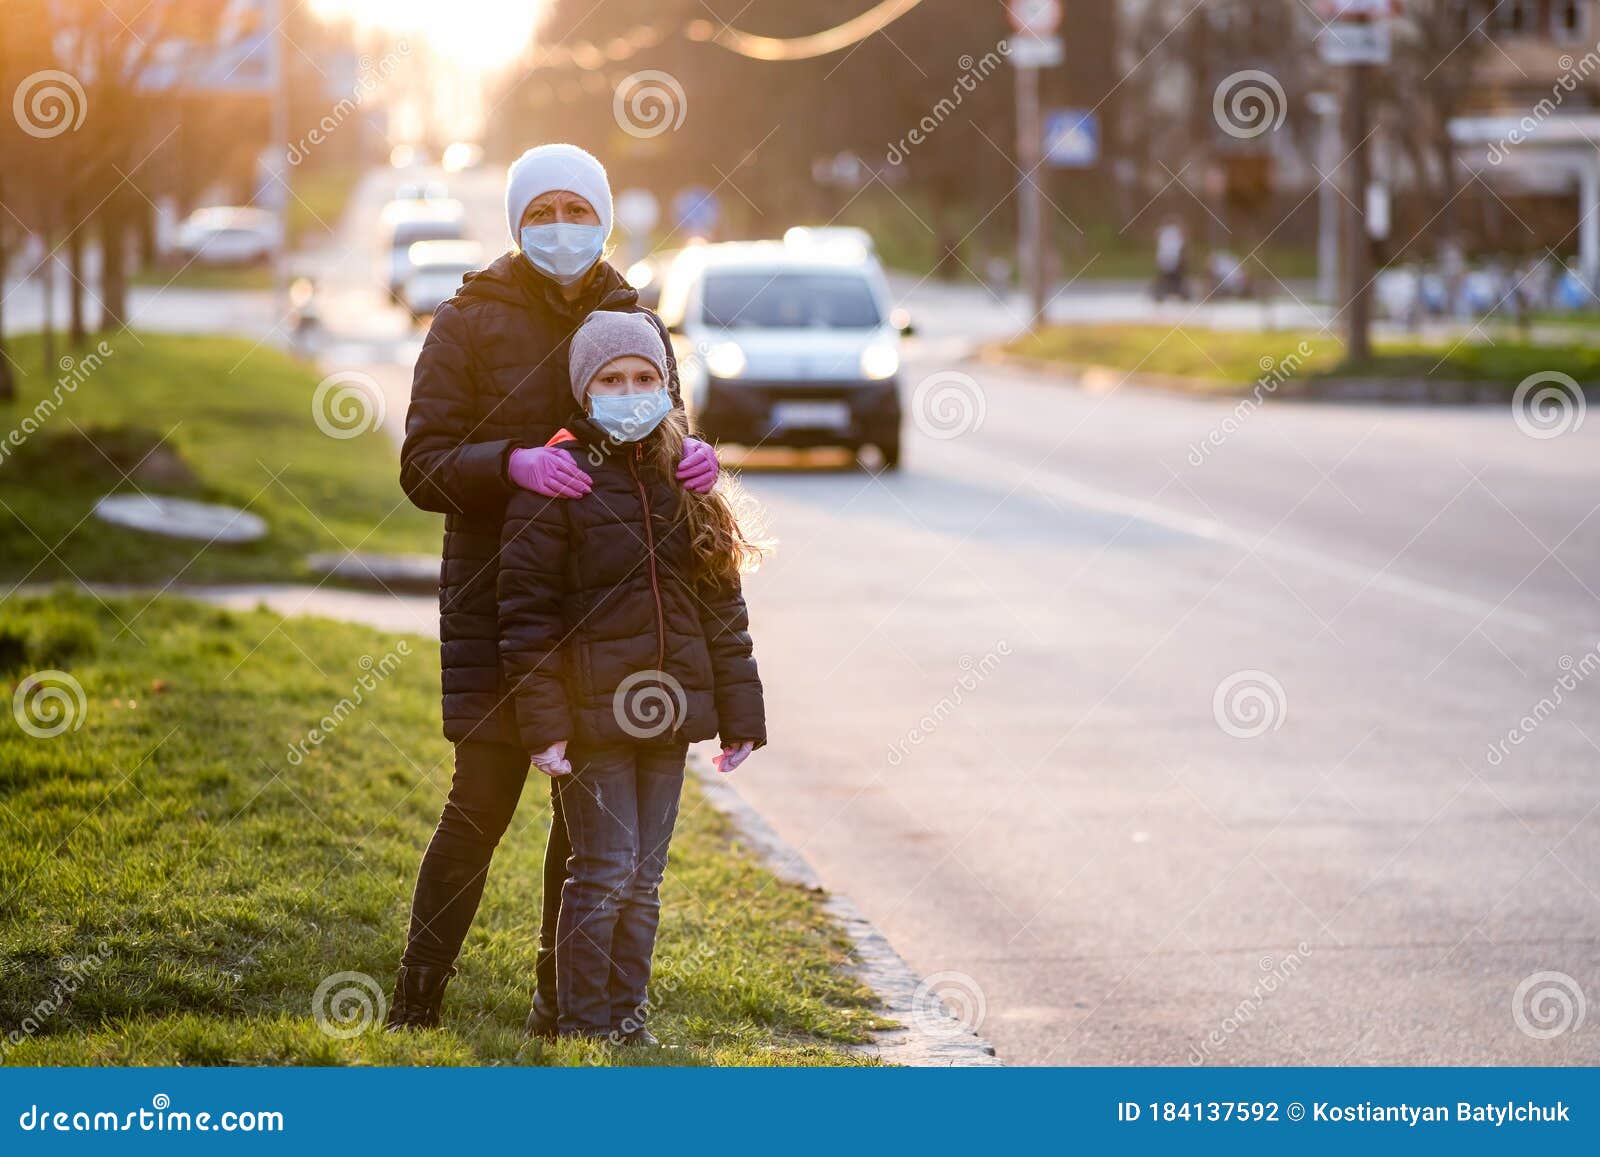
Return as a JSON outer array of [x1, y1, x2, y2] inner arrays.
[[504, 143, 613, 243]]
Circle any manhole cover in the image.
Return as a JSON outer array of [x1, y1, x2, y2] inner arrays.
[[93, 494, 267, 543]]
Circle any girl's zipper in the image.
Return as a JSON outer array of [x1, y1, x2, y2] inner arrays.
[[630, 443, 670, 706]]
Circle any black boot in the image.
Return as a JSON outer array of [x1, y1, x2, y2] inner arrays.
[[384, 964, 454, 1030], [522, 989, 558, 1040]]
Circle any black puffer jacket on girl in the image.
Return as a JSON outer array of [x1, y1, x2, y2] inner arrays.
[[497, 416, 766, 753], [399, 251, 678, 744]]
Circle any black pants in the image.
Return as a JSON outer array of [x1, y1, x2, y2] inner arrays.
[[400, 740, 570, 1008]]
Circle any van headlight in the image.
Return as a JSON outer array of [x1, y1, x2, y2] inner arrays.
[[860, 342, 899, 381], [703, 341, 747, 380]]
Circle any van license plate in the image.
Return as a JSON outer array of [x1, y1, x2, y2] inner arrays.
[[772, 401, 849, 429]]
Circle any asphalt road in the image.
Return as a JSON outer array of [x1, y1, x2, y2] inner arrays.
[[723, 330, 1600, 1066]]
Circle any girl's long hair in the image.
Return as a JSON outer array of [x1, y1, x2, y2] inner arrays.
[[643, 407, 772, 590]]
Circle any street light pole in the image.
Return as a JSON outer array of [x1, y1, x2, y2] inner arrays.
[[1016, 59, 1046, 324], [1343, 61, 1373, 361]]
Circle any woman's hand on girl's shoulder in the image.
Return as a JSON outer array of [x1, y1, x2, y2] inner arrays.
[[676, 437, 719, 494], [509, 446, 592, 499], [714, 740, 754, 774]]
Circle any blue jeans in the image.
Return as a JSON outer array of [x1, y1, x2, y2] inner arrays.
[[553, 738, 688, 1036]]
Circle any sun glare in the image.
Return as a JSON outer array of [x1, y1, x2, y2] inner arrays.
[[309, 0, 545, 70]]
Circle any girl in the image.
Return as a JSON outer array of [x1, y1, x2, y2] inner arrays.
[[390, 143, 719, 1032], [498, 309, 767, 1041]]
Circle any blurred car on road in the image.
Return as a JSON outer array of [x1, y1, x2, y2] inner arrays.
[[381, 199, 466, 301], [172, 207, 280, 266], [625, 248, 683, 311], [401, 240, 485, 319], [394, 179, 450, 202], [783, 225, 876, 260], [442, 142, 484, 173], [656, 241, 908, 468]]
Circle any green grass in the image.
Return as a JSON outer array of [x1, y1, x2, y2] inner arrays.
[[1004, 323, 1600, 392], [289, 163, 363, 247], [0, 331, 439, 584], [0, 591, 880, 1066], [131, 265, 275, 292]]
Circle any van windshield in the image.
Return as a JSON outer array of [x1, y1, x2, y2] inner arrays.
[[701, 271, 881, 329]]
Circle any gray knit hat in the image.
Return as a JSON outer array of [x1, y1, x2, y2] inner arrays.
[[568, 311, 667, 405]]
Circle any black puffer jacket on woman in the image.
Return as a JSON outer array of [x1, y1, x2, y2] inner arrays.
[[497, 416, 766, 753], [400, 252, 678, 743]]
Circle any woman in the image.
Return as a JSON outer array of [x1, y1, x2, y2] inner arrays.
[[499, 310, 765, 1041], [388, 143, 718, 1031]]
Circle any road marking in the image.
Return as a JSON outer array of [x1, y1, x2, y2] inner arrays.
[[938, 439, 1554, 634]]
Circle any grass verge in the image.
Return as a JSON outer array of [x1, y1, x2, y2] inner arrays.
[[1003, 324, 1600, 392], [0, 331, 438, 585], [131, 266, 275, 292], [0, 591, 880, 1066]]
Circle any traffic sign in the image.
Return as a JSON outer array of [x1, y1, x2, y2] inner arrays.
[[1043, 109, 1098, 168], [1318, 0, 1394, 65], [1007, 0, 1061, 36], [672, 186, 720, 237], [615, 188, 660, 235], [1009, 35, 1063, 70]]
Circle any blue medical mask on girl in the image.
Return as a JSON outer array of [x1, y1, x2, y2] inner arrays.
[[589, 388, 672, 443], [519, 222, 605, 285]]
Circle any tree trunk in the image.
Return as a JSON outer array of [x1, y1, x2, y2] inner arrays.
[[66, 188, 88, 348], [0, 170, 14, 402], [99, 190, 128, 331]]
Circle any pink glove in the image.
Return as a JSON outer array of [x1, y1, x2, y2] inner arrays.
[[714, 741, 754, 774], [676, 437, 719, 494], [508, 446, 591, 499], [531, 740, 571, 777]]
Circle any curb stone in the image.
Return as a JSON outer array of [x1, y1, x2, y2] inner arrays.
[[976, 346, 1520, 404], [690, 757, 1002, 1067]]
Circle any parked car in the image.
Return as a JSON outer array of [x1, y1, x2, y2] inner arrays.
[[381, 200, 466, 300], [172, 206, 280, 266], [441, 142, 484, 173], [656, 241, 908, 468], [394, 179, 449, 202], [401, 240, 484, 318], [625, 248, 683, 311]]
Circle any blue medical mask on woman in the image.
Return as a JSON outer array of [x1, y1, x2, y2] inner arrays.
[[589, 388, 672, 443], [519, 222, 606, 285]]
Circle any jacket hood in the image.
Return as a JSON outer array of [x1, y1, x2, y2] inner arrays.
[[459, 250, 637, 319]]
